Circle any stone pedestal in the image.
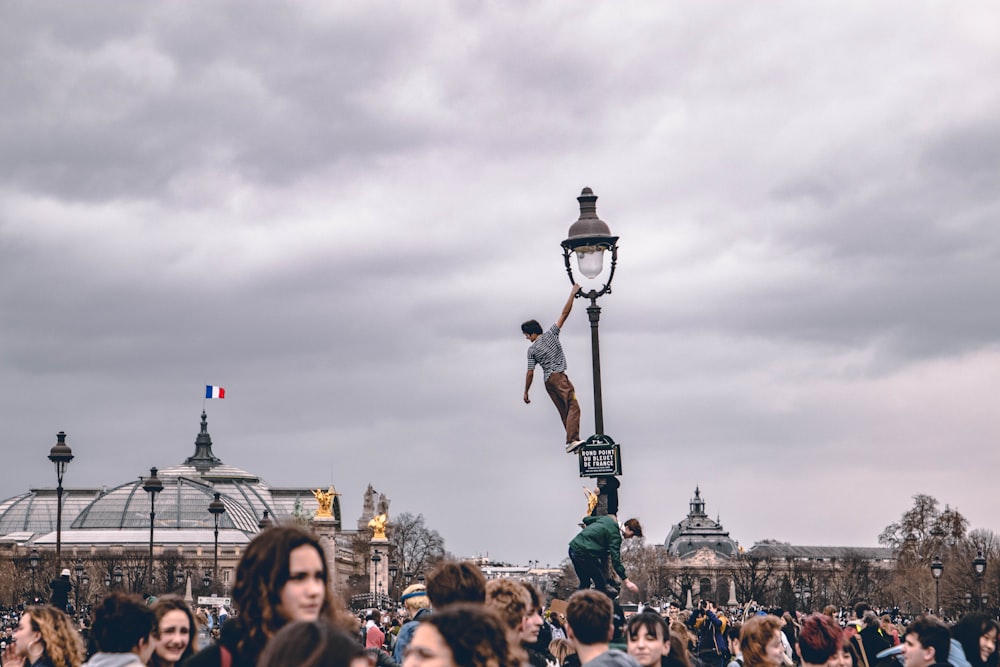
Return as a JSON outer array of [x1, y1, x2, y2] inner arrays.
[[312, 516, 340, 593], [369, 538, 390, 601]]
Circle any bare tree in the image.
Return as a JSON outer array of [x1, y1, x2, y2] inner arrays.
[[388, 512, 445, 577]]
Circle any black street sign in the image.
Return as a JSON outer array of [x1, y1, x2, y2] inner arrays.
[[578, 435, 622, 477]]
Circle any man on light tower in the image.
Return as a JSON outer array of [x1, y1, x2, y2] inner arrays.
[[522, 282, 583, 452]]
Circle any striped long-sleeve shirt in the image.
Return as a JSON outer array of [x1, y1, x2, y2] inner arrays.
[[527, 324, 567, 380]]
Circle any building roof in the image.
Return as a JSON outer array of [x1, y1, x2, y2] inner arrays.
[[0, 411, 334, 547], [665, 487, 739, 560], [744, 544, 895, 561]]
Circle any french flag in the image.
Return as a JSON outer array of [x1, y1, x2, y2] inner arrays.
[[205, 385, 226, 399]]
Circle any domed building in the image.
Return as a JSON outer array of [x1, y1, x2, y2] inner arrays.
[[0, 411, 355, 601], [664, 486, 738, 560]]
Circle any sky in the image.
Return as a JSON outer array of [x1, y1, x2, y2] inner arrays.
[[1, 2, 999, 568]]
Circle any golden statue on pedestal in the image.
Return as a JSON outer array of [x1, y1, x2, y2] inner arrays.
[[312, 486, 338, 518], [368, 512, 388, 540]]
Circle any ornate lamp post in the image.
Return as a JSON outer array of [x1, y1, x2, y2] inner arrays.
[[113, 565, 123, 588], [930, 555, 944, 614], [142, 467, 163, 591], [258, 509, 273, 530], [371, 550, 382, 607], [388, 559, 399, 603], [208, 492, 226, 589], [74, 560, 84, 611], [973, 550, 987, 610], [174, 566, 186, 592], [202, 570, 212, 591], [48, 432, 75, 567], [561, 188, 620, 515], [403, 570, 413, 587], [417, 572, 426, 585], [29, 548, 39, 602]]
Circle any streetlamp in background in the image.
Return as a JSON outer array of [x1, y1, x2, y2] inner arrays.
[[371, 550, 382, 608], [209, 492, 226, 590], [388, 559, 399, 603], [113, 565, 123, 588], [258, 509, 273, 530], [417, 572, 426, 585], [202, 570, 212, 592], [73, 560, 89, 612], [29, 548, 39, 602], [48, 431, 75, 567], [561, 187, 620, 515], [973, 550, 987, 610], [142, 467, 163, 592], [930, 554, 944, 614]]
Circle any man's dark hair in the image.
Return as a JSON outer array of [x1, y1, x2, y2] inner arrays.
[[521, 320, 543, 336], [426, 560, 487, 609], [624, 518, 643, 538], [91, 592, 156, 653], [626, 611, 667, 642], [853, 602, 871, 619], [521, 581, 543, 612], [904, 615, 950, 663], [567, 590, 613, 646]]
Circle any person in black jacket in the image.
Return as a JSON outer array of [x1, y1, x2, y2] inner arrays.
[[49, 571, 72, 614]]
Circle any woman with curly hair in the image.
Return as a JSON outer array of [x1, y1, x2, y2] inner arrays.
[[149, 597, 197, 667], [1, 605, 85, 667], [403, 604, 516, 667], [184, 524, 354, 667]]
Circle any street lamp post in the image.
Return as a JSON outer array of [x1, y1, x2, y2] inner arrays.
[[930, 555, 944, 614], [258, 509, 273, 530], [74, 560, 84, 611], [48, 432, 75, 568], [973, 550, 987, 610], [561, 188, 620, 516], [142, 467, 163, 592], [371, 550, 382, 607], [208, 492, 226, 591], [113, 565, 123, 588], [388, 559, 399, 603], [29, 548, 39, 602]]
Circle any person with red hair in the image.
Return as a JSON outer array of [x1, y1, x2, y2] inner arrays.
[[797, 614, 844, 667]]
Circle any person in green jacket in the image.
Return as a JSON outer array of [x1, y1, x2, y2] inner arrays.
[[569, 516, 642, 598]]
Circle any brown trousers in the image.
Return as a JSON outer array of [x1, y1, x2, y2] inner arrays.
[[545, 372, 581, 443]]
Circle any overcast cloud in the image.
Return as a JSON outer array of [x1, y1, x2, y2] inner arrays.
[[2, 1, 999, 566]]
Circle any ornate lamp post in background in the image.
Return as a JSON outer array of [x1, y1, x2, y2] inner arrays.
[[142, 467, 163, 592], [973, 550, 987, 610], [48, 432, 74, 567], [388, 559, 399, 603], [73, 560, 88, 611], [561, 187, 620, 515], [371, 550, 382, 608], [209, 492, 226, 590], [258, 509, 273, 530], [113, 565, 123, 588], [930, 554, 944, 614], [29, 548, 39, 602]]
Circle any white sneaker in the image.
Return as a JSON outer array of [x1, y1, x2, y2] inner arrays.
[[566, 440, 584, 453]]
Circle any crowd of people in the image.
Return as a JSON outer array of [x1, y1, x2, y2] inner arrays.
[[0, 525, 997, 667]]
